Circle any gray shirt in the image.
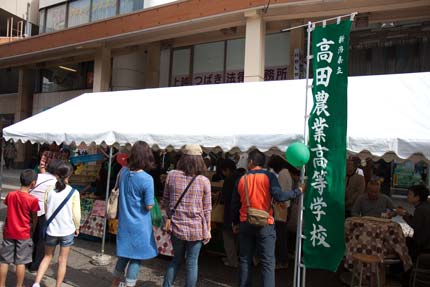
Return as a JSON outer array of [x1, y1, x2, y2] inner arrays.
[[351, 194, 395, 217]]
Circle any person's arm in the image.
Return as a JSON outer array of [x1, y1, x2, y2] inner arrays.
[[71, 191, 81, 236], [31, 212, 38, 234], [202, 177, 212, 242], [162, 173, 171, 211], [142, 176, 155, 211], [231, 176, 242, 233], [268, 171, 302, 202], [351, 196, 361, 217]]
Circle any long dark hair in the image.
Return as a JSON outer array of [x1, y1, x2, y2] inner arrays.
[[127, 141, 155, 171], [176, 154, 207, 177], [55, 161, 73, 192]]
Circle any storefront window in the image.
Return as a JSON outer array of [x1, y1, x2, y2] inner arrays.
[[119, 0, 144, 14], [192, 41, 224, 85], [226, 38, 245, 83], [265, 32, 289, 81], [39, 9, 46, 34], [45, 4, 67, 33], [170, 48, 191, 87], [68, 0, 91, 28], [39, 62, 94, 92], [91, 0, 117, 21]]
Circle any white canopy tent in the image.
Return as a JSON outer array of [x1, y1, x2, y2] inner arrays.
[[3, 72, 430, 163]]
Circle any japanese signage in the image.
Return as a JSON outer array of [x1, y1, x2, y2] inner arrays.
[[172, 66, 288, 86], [303, 20, 352, 272]]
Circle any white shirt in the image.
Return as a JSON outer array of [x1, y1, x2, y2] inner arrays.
[[31, 173, 56, 216], [45, 185, 81, 237]]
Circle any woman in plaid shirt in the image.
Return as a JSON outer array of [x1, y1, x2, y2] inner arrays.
[[162, 144, 212, 287]]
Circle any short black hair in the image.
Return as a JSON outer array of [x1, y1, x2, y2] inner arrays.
[[409, 185, 429, 202], [248, 149, 265, 167], [20, 169, 37, 187]]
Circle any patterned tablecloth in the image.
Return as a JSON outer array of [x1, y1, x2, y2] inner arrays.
[[345, 217, 413, 276]]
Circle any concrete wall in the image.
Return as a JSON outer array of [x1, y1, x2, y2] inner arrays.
[[112, 49, 146, 91], [32, 89, 91, 114], [1, 0, 39, 25]]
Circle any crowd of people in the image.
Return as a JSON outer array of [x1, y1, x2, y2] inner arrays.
[[0, 143, 428, 287]]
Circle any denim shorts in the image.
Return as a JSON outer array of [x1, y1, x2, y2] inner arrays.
[[45, 233, 75, 247]]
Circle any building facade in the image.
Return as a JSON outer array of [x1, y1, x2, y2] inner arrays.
[[0, 0, 429, 166]]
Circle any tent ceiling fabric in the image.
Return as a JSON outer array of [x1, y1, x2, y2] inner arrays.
[[3, 72, 430, 163]]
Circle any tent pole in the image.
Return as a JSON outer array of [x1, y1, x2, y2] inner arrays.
[[294, 20, 312, 287], [101, 146, 113, 255], [90, 145, 113, 266]]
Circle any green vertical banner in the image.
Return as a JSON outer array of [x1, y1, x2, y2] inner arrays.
[[303, 20, 352, 272]]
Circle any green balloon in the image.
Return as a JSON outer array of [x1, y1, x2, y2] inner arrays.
[[285, 142, 310, 168]]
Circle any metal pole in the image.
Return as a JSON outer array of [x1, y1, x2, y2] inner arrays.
[[101, 146, 113, 255], [294, 20, 312, 287]]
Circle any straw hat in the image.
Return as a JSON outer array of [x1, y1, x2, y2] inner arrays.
[[183, 144, 203, 156]]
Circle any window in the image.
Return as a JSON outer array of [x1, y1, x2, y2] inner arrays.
[[39, 62, 94, 92], [120, 0, 144, 14], [68, 0, 91, 27], [39, 9, 46, 33], [265, 33, 289, 81], [170, 48, 191, 87], [192, 41, 225, 85], [226, 38, 245, 83], [45, 4, 67, 33], [91, 0, 117, 21]]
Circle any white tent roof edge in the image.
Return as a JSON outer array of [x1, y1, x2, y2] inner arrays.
[[3, 72, 430, 163]]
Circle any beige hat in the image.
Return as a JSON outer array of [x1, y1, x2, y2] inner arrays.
[[183, 144, 203, 156]]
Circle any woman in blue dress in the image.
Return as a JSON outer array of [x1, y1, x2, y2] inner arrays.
[[112, 141, 158, 287]]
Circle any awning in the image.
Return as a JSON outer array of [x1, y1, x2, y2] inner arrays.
[[3, 72, 430, 163]]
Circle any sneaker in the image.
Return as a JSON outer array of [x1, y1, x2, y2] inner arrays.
[[32, 284, 41, 287], [118, 283, 126, 287]]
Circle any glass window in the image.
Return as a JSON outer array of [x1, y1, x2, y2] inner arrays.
[[120, 0, 144, 14], [39, 9, 46, 33], [265, 32, 290, 81], [91, 0, 117, 21], [226, 38, 245, 71], [45, 4, 66, 33], [225, 38, 245, 83], [192, 41, 225, 85], [68, 0, 91, 27], [40, 61, 94, 92], [171, 48, 191, 86]]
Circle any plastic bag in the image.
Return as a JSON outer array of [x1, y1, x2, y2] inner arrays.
[[151, 197, 162, 227]]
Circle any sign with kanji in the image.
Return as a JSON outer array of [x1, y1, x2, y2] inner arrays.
[[303, 20, 352, 272]]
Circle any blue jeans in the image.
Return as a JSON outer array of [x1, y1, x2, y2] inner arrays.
[[239, 222, 276, 287], [163, 235, 203, 287], [113, 256, 142, 286]]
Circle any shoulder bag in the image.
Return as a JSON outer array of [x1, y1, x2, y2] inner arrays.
[[244, 174, 271, 227], [164, 175, 197, 233], [42, 187, 76, 240], [106, 168, 123, 220]]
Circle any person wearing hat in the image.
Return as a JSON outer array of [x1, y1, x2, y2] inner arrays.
[[162, 144, 211, 287]]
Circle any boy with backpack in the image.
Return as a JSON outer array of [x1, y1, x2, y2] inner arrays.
[[0, 169, 40, 287]]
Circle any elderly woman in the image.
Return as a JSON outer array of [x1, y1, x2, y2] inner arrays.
[[162, 144, 212, 287], [112, 141, 158, 287]]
